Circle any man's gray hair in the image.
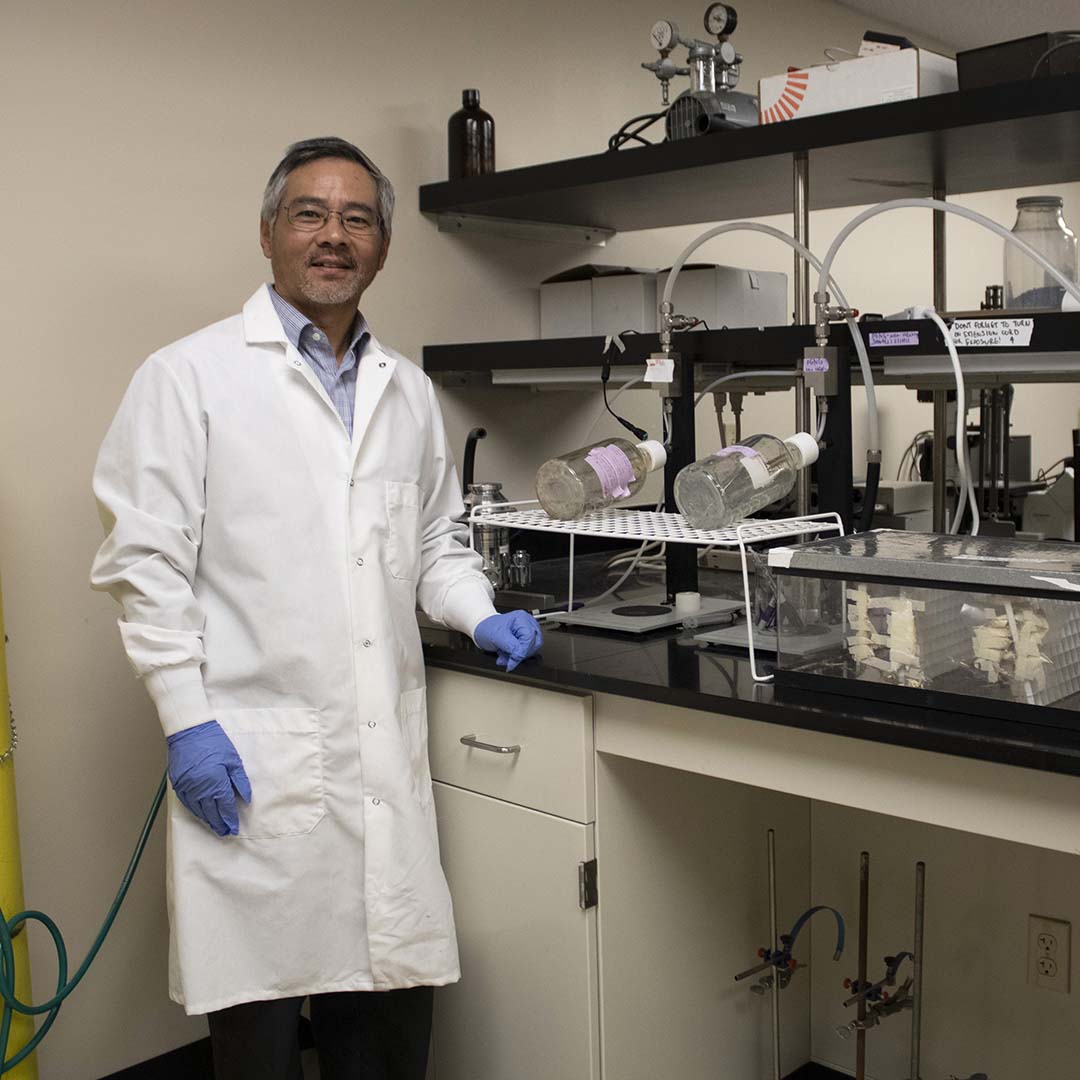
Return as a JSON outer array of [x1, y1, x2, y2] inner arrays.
[[261, 136, 395, 237]]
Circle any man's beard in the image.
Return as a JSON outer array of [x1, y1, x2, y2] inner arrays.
[[298, 268, 366, 306]]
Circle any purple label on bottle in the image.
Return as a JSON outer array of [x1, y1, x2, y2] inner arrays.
[[717, 445, 760, 459], [584, 445, 636, 500]]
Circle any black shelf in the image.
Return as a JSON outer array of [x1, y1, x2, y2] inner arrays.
[[422, 312, 1080, 378], [419, 75, 1080, 232]]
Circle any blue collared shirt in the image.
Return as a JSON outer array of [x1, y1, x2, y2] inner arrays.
[[267, 285, 370, 437]]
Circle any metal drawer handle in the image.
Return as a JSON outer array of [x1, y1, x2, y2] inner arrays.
[[460, 734, 521, 755]]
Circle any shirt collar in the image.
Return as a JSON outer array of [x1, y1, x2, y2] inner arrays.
[[267, 284, 369, 358]]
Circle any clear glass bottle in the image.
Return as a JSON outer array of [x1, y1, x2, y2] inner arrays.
[[448, 89, 495, 179], [535, 439, 667, 520], [674, 432, 819, 530], [1004, 195, 1077, 309]]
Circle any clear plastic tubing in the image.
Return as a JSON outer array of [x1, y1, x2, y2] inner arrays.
[[660, 221, 879, 462], [674, 432, 820, 530], [536, 438, 667, 520]]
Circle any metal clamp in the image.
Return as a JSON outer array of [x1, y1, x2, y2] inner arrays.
[[460, 734, 521, 755], [1, 702, 17, 765]]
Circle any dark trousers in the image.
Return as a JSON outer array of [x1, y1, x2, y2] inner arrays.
[[207, 986, 434, 1080]]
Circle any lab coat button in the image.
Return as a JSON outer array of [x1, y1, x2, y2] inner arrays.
[[362, 639, 372, 648], [368, 720, 376, 728], [379, 362, 386, 368], [349, 479, 355, 487], [355, 557, 364, 567], [372, 797, 381, 806]]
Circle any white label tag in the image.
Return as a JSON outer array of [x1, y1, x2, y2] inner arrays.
[[719, 446, 772, 489], [645, 354, 675, 383], [950, 318, 1034, 348]]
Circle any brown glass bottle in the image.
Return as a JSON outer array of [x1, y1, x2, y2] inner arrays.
[[448, 89, 494, 179]]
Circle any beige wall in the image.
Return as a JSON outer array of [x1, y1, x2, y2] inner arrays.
[[0, 1, 1076, 1077]]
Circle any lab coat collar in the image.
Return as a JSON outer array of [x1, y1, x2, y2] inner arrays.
[[241, 285, 398, 462]]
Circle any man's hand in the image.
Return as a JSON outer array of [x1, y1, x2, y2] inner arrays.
[[473, 611, 543, 672], [166, 720, 252, 837]]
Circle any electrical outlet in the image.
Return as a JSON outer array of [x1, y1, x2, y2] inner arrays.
[[1029, 915, 1071, 993]]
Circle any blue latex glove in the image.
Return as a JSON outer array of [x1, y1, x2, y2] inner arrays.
[[473, 611, 543, 672], [166, 720, 252, 837]]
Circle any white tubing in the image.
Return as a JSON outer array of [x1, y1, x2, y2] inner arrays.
[[818, 197, 1080, 314], [914, 306, 980, 536], [663, 221, 879, 456]]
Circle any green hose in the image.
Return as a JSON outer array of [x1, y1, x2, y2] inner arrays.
[[0, 772, 167, 1073]]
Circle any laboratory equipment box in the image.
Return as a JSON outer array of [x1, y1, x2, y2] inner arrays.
[[539, 265, 657, 339], [758, 49, 957, 125], [656, 264, 787, 331], [767, 531, 1080, 728]]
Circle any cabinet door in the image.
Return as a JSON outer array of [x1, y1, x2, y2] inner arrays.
[[432, 781, 600, 1080]]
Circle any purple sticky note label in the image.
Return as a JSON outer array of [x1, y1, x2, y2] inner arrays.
[[803, 356, 830, 372], [584, 444, 636, 500], [868, 331, 920, 347], [717, 445, 760, 459]]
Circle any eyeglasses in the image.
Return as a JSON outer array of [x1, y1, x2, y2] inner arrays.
[[279, 201, 381, 238]]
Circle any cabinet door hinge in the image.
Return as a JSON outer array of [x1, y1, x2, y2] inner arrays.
[[578, 859, 598, 910]]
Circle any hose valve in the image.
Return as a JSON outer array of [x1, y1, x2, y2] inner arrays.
[[813, 290, 858, 344]]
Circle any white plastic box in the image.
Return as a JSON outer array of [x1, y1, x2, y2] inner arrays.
[[540, 265, 657, 339], [758, 48, 957, 125], [657, 264, 788, 330]]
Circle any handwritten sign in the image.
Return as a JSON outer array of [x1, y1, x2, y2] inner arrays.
[[868, 331, 920, 347], [950, 318, 1034, 348]]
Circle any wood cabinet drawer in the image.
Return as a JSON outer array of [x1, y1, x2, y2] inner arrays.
[[426, 668, 594, 823]]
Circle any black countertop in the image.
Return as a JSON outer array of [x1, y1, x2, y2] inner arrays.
[[422, 622, 1080, 779]]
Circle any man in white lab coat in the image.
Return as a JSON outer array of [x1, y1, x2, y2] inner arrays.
[[91, 137, 542, 1080]]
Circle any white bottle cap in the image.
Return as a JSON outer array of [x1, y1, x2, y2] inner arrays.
[[637, 440, 668, 472], [675, 591, 701, 615], [784, 431, 820, 468]]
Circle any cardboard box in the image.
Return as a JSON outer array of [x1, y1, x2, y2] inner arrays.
[[758, 48, 957, 125], [540, 265, 657, 339], [656, 264, 788, 330]]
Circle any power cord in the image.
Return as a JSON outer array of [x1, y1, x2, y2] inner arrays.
[[606, 110, 669, 151], [1, 775, 167, 1073]]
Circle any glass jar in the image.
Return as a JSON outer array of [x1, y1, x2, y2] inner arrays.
[[1004, 195, 1078, 309]]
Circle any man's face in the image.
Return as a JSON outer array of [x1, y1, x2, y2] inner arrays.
[[260, 157, 390, 312]]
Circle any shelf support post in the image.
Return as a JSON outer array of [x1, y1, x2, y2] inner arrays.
[[793, 152, 812, 517], [664, 355, 698, 600]]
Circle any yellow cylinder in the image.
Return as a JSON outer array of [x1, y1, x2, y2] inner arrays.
[[0, 578, 38, 1079]]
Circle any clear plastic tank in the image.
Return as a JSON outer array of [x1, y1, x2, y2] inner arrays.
[[674, 432, 819, 530], [1004, 195, 1078, 309], [535, 438, 667, 520]]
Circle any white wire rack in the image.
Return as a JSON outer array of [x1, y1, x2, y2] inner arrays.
[[468, 501, 845, 681]]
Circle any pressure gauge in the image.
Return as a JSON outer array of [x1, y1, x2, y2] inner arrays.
[[717, 40, 737, 65], [704, 3, 737, 37], [650, 19, 679, 52]]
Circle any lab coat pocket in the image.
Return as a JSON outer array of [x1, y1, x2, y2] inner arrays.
[[399, 687, 433, 808], [215, 707, 325, 839], [386, 481, 422, 581]]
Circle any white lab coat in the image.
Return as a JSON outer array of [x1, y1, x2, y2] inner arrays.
[[91, 285, 495, 1015]]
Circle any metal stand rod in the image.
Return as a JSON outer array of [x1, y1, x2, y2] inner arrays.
[[768, 829, 781, 1080], [933, 185, 947, 313], [793, 152, 812, 517], [932, 391, 948, 532], [932, 185, 948, 533], [856, 851, 869, 1080], [910, 861, 925, 1080]]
